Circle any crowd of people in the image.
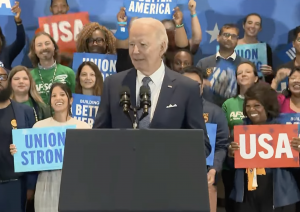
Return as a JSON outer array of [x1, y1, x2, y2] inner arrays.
[[1, 0, 300, 212]]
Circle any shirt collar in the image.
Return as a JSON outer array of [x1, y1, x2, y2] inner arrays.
[[137, 61, 165, 86], [216, 51, 236, 61]]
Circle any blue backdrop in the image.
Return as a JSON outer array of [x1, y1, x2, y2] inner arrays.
[[1, 0, 299, 69]]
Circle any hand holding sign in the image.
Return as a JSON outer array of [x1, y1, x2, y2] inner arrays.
[[291, 137, 300, 152], [117, 7, 127, 26], [10, 143, 17, 155], [173, 7, 183, 25], [260, 64, 273, 76], [11, 1, 21, 21], [228, 141, 239, 157]]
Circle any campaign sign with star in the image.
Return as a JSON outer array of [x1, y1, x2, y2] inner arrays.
[[12, 125, 76, 172], [234, 124, 299, 168]]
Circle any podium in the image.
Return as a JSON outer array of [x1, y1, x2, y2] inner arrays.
[[59, 129, 210, 212]]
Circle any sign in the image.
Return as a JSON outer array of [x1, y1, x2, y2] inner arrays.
[[0, 0, 14, 16], [38, 12, 89, 53], [278, 113, 300, 136], [216, 43, 266, 78], [206, 123, 217, 166], [72, 93, 101, 128], [234, 125, 299, 168], [72, 53, 117, 80], [124, 0, 177, 20], [208, 59, 237, 98], [12, 125, 76, 172]]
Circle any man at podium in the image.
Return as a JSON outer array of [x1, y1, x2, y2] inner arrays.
[[93, 17, 211, 157]]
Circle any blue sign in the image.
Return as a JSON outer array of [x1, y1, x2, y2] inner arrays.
[[72, 53, 117, 80], [206, 123, 217, 166], [278, 113, 300, 136], [12, 125, 76, 172], [123, 0, 177, 20], [216, 43, 266, 78], [208, 59, 237, 99], [277, 43, 295, 63], [72, 93, 101, 128], [0, 0, 14, 16]]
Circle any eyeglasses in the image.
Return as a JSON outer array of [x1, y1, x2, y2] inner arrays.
[[222, 33, 239, 40], [296, 37, 300, 43], [86, 38, 105, 45], [0, 74, 8, 81]]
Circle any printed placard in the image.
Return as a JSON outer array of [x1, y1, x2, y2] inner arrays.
[[124, 0, 177, 20], [38, 12, 89, 53], [0, 0, 14, 16], [72, 93, 101, 128], [12, 125, 76, 172], [72, 53, 117, 80], [234, 124, 299, 168], [206, 123, 217, 166]]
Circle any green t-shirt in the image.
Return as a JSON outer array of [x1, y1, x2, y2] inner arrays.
[[22, 98, 34, 107], [31, 64, 75, 104], [222, 95, 245, 137]]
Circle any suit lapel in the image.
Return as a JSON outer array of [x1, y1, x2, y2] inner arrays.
[[122, 68, 137, 107], [11, 100, 26, 129], [150, 68, 176, 127]]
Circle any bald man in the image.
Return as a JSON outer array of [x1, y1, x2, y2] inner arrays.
[[93, 18, 211, 157]]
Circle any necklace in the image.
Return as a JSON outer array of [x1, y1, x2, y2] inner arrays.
[[38, 65, 58, 97]]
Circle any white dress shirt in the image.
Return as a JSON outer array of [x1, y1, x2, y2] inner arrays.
[[136, 61, 165, 121], [216, 51, 237, 60]]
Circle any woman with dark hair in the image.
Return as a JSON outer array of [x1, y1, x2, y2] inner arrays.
[[9, 65, 51, 121], [75, 61, 103, 96], [76, 22, 116, 54], [0, 1, 26, 70], [10, 83, 90, 212], [271, 66, 300, 113], [227, 82, 300, 212], [238, 13, 273, 82], [221, 61, 258, 212]]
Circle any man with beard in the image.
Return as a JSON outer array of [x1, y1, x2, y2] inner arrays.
[[196, 23, 249, 107], [0, 66, 37, 212], [28, 32, 75, 104]]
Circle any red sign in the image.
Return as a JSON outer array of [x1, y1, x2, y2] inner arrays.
[[234, 124, 299, 168], [38, 12, 89, 53]]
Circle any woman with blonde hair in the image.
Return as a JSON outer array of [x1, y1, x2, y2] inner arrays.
[[8, 65, 51, 121]]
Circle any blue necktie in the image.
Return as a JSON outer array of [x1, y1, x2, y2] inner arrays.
[[138, 77, 152, 129]]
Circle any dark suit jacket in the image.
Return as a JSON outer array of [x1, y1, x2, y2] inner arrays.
[[93, 67, 211, 157], [11, 100, 38, 190]]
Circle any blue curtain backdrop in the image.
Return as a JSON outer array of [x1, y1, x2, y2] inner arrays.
[[1, 0, 299, 68]]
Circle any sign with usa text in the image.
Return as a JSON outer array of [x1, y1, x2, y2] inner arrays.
[[234, 124, 299, 168], [38, 12, 89, 53], [206, 123, 217, 166], [72, 53, 117, 80], [0, 0, 14, 16], [12, 125, 76, 172], [71, 93, 101, 128], [124, 0, 177, 20]]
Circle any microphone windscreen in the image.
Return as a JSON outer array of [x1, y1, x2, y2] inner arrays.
[[120, 86, 131, 97], [139, 85, 151, 96]]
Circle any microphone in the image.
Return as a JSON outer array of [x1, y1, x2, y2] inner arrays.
[[139, 85, 151, 120], [119, 86, 131, 113]]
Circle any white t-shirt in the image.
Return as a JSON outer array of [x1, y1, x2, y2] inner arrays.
[[33, 117, 91, 129]]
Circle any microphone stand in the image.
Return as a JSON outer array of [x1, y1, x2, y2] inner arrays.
[[123, 106, 148, 129]]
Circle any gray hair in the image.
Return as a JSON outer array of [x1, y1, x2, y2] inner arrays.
[[131, 18, 168, 54]]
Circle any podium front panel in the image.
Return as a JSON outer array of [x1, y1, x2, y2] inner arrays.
[[59, 129, 209, 212]]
